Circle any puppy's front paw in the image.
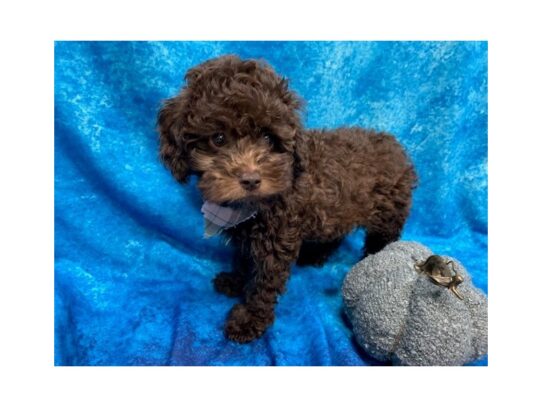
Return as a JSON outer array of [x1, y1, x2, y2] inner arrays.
[[225, 304, 273, 343], [213, 272, 245, 297]]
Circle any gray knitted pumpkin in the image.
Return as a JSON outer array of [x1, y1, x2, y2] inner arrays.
[[342, 241, 488, 366]]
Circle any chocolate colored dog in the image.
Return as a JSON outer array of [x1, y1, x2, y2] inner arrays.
[[158, 55, 417, 343]]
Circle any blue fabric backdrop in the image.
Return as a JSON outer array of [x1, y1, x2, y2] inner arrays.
[[54, 41, 487, 366]]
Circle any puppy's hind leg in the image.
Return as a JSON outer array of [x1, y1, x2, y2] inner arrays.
[[363, 200, 410, 257], [363, 165, 416, 257], [363, 227, 402, 257]]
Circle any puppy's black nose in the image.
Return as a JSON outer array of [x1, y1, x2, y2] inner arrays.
[[239, 172, 261, 191]]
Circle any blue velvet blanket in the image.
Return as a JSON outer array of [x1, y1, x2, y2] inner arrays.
[[54, 41, 487, 366]]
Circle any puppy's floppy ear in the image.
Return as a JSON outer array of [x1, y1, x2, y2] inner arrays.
[[277, 76, 305, 140], [277, 79, 305, 178], [157, 96, 190, 183], [278, 77, 304, 112]]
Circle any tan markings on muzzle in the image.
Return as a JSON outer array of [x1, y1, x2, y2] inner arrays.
[[229, 139, 267, 176]]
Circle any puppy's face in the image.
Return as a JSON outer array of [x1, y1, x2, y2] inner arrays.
[[158, 55, 303, 205], [188, 127, 295, 204]]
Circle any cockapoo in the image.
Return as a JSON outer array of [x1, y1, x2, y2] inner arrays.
[[158, 55, 417, 343]]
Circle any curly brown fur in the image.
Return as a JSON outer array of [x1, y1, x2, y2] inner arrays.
[[158, 55, 417, 343]]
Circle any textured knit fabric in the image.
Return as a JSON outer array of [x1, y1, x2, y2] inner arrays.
[[342, 241, 488, 366], [55, 41, 487, 366]]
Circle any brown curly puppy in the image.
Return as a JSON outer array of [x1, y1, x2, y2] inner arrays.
[[158, 55, 417, 343]]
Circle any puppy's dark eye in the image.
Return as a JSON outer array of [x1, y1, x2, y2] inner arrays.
[[211, 133, 226, 147], [263, 132, 275, 146]]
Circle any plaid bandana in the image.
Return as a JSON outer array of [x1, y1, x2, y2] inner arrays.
[[201, 201, 257, 238]]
